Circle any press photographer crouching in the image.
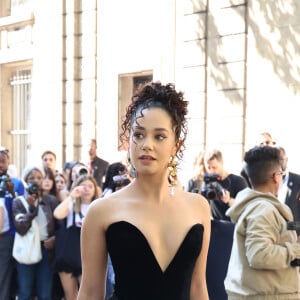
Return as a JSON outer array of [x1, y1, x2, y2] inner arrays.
[[12, 166, 59, 300]]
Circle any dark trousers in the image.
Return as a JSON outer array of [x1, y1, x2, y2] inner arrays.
[[16, 246, 53, 300], [0, 232, 14, 300]]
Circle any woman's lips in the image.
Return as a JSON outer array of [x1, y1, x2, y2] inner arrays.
[[139, 155, 155, 161]]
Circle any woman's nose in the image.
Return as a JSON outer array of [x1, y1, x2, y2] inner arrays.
[[141, 137, 153, 150]]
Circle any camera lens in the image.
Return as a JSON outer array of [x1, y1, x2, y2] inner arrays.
[[26, 182, 39, 195], [77, 166, 88, 176]]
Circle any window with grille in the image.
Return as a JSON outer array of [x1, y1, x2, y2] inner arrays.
[[10, 69, 31, 176]]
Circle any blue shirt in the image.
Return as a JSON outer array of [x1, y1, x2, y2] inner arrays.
[[5, 178, 25, 236]]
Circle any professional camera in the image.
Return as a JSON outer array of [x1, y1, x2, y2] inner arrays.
[[113, 174, 131, 188], [0, 174, 9, 197], [26, 182, 40, 196], [76, 165, 89, 176], [287, 221, 300, 266], [201, 173, 224, 200]]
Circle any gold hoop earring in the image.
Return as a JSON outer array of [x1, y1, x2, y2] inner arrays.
[[168, 156, 178, 196]]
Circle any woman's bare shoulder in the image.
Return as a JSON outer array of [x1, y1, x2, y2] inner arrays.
[[88, 192, 121, 213], [86, 188, 132, 226], [183, 190, 209, 206], [180, 190, 211, 220]]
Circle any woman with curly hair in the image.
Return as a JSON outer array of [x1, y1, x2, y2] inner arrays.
[[78, 82, 211, 300]]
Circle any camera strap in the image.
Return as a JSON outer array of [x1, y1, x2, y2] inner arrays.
[[18, 196, 30, 212]]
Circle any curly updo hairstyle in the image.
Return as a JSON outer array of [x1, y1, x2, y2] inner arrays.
[[120, 82, 188, 160]]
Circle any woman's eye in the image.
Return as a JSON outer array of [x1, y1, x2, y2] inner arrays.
[[133, 133, 144, 139], [156, 135, 165, 141]]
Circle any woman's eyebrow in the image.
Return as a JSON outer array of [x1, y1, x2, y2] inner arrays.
[[132, 125, 144, 130], [154, 128, 169, 133], [132, 125, 169, 132]]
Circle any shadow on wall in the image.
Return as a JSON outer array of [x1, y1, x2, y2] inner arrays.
[[247, 1, 300, 94], [188, 1, 299, 102]]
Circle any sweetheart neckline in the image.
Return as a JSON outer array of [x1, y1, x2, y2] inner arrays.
[[106, 220, 204, 273]]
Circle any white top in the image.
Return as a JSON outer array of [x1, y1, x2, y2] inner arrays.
[[0, 198, 10, 233], [36, 204, 49, 241], [278, 171, 289, 204], [66, 202, 89, 228], [102, 188, 113, 197]]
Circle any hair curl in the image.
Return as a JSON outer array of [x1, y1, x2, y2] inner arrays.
[[120, 82, 188, 160]]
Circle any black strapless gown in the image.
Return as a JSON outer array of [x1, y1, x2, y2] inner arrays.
[[106, 221, 204, 300]]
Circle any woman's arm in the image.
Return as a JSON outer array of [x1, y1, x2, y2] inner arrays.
[[12, 196, 38, 235], [53, 195, 72, 219], [190, 195, 211, 300], [54, 185, 85, 219], [78, 200, 108, 299], [58, 188, 69, 202]]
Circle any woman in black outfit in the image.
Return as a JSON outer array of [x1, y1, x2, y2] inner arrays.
[[78, 82, 211, 300]]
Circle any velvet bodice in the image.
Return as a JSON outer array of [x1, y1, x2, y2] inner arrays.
[[106, 221, 204, 300]]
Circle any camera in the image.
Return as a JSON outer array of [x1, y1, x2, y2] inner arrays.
[[113, 174, 131, 188], [201, 173, 224, 200], [76, 165, 89, 176], [26, 182, 40, 196], [0, 174, 9, 197], [287, 221, 300, 266]]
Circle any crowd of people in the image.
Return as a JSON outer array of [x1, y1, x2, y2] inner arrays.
[[0, 142, 131, 300], [1, 82, 300, 299]]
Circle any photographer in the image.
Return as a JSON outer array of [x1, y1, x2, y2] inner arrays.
[[12, 166, 59, 300], [203, 149, 247, 220], [0, 147, 24, 300], [225, 146, 300, 299], [102, 162, 131, 197]]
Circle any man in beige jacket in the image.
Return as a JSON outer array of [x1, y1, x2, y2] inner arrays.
[[225, 146, 300, 300]]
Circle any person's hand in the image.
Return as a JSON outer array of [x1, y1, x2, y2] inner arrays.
[[70, 186, 84, 199], [221, 189, 230, 204], [6, 177, 15, 197], [26, 194, 38, 206], [43, 236, 55, 250]]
